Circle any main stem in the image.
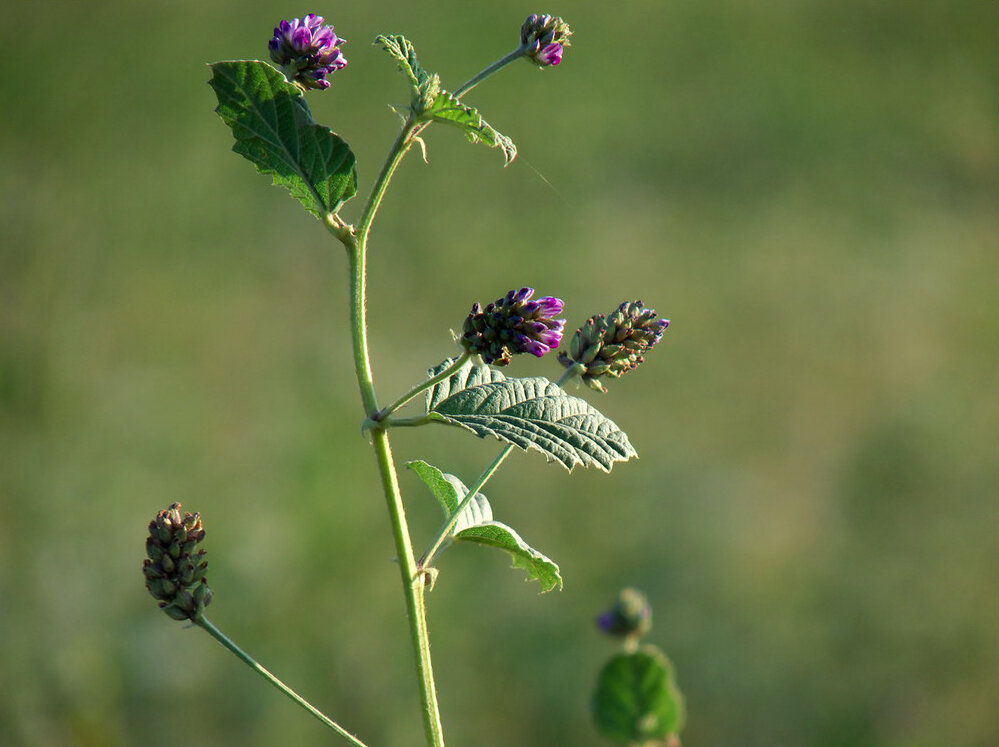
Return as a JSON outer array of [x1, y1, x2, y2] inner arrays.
[[332, 115, 446, 747]]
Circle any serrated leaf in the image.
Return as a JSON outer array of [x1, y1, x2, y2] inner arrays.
[[424, 360, 637, 472], [209, 60, 357, 218], [425, 90, 517, 163], [592, 646, 685, 744], [406, 460, 562, 592]]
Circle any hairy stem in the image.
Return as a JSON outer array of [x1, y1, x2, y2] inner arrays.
[[195, 616, 368, 747], [330, 114, 446, 747]]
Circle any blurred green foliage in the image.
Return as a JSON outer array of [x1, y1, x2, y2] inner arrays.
[[1, 2, 994, 746]]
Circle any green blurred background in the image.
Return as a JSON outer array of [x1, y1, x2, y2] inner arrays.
[[2, 1, 995, 745]]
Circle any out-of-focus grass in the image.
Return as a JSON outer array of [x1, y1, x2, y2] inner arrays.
[[1, 2, 994, 745]]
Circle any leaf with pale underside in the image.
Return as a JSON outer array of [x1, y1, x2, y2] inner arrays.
[[425, 360, 637, 472], [407, 460, 562, 592]]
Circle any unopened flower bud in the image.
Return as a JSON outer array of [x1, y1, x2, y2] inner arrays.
[[520, 13, 572, 67], [142, 502, 212, 622], [461, 287, 566, 366], [559, 301, 669, 392], [596, 587, 653, 639], [268, 14, 347, 91]]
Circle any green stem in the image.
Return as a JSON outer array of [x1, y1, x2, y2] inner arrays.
[[454, 47, 526, 98], [330, 114, 446, 747], [378, 353, 471, 421], [195, 616, 368, 747], [420, 444, 515, 568]]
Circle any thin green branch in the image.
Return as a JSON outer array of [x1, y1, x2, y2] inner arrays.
[[419, 444, 515, 568], [378, 353, 471, 421], [453, 47, 526, 98], [195, 616, 368, 747]]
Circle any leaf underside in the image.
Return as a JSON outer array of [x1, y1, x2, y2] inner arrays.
[[407, 460, 562, 592], [425, 360, 637, 472], [209, 60, 357, 218]]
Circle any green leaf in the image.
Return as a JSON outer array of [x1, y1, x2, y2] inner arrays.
[[209, 60, 357, 218], [592, 646, 685, 744], [406, 460, 563, 592], [425, 90, 517, 164], [425, 360, 637, 472], [375, 35, 516, 163]]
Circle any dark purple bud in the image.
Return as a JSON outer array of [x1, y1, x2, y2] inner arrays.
[[268, 14, 347, 91], [461, 288, 566, 365], [596, 588, 653, 640]]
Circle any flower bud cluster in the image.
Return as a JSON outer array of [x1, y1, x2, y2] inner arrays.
[[596, 587, 653, 640], [143, 503, 213, 621], [268, 14, 347, 90], [520, 13, 572, 67], [559, 301, 669, 392], [461, 287, 566, 366]]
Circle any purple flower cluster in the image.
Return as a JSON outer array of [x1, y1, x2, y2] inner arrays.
[[520, 13, 572, 67], [268, 14, 347, 90], [461, 288, 566, 366]]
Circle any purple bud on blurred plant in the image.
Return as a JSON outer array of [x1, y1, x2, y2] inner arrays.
[[143, 502, 212, 622], [520, 13, 572, 67], [461, 287, 566, 366], [268, 14, 347, 90], [559, 301, 669, 392], [596, 587, 653, 640]]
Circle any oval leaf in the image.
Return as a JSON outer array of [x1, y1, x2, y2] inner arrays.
[[592, 647, 685, 744], [425, 360, 637, 472], [209, 60, 357, 218]]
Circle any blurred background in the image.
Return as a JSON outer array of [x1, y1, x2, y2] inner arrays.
[[2, 1, 995, 745]]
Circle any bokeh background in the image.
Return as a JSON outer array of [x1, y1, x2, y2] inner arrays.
[[2, 1, 995, 745]]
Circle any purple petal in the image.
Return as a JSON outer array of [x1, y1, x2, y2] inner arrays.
[[539, 42, 563, 66], [536, 296, 564, 316]]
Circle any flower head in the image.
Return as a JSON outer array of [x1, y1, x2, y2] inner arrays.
[[559, 301, 669, 392], [142, 503, 213, 621], [461, 287, 566, 366], [520, 13, 572, 67], [268, 14, 347, 90], [596, 588, 653, 640]]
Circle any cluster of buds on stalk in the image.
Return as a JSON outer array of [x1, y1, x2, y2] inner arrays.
[[268, 14, 347, 90], [461, 287, 566, 366], [596, 587, 653, 642], [143, 503, 213, 621], [520, 13, 572, 67], [559, 301, 669, 392]]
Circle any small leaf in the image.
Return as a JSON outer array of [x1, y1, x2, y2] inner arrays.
[[375, 35, 516, 163], [425, 91, 517, 163], [592, 646, 685, 744], [209, 60, 357, 218], [406, 460, 563, 592], [425, 360, 637, 472]]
